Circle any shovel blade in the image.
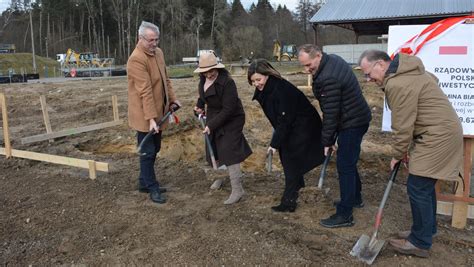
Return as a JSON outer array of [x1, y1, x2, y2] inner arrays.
[[350, 234, 385, 265]]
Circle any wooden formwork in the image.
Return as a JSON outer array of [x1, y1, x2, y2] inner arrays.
[[436, 138, 474, 228], [0, 93, 111, 179], [21, 95, 122, 144]]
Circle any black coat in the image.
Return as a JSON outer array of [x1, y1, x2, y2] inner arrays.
[[312, 53, 372, 146], [253, 76, 324, 176], [196, 70, 252, 166]]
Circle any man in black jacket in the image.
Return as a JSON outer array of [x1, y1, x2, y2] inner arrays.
[[298, 44, 372, 228]]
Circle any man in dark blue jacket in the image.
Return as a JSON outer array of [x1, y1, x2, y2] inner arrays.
[[298, 44, 372, 228]]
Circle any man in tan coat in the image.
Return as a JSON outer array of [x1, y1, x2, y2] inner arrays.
[[127, 21, 179, 204], [359, 50, 463, 258]]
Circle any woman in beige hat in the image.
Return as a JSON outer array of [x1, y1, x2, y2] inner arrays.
[[193, 51, 252, 205]]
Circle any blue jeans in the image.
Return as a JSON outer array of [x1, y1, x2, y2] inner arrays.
[[137, 131, 162, 192], [407, 174, 437, 249], [335, 125, 368, 217]]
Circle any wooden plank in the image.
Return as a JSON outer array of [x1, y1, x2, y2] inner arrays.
[[437, 201, 474, 219], [21, 120, 122, 144], [0, 93, 12, 158], [297, 86, 312, 90], [0, 147, 108, 172], [39, 95, 54, 143], [88, 160, 97, 179], [112, 95, 119, 122], [451, 138, 471, 228], [307, 74, 312, 87]]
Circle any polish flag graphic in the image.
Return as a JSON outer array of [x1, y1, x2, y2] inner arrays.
[[391, 15, 473, 58], [439, 46, 468, 55]]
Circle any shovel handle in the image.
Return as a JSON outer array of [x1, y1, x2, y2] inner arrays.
[[373, 161, 401, 230], [266, 150, 273, 173], [137, 110, 174, 155], [198, 116, 218, 170], [317, 148, 332, 189]]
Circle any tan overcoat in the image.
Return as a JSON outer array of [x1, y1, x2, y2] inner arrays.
[[383, 54, 463, 181], [127, 45, 177, 132]]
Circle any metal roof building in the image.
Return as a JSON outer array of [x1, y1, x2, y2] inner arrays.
[[310, 0, 474, 43]]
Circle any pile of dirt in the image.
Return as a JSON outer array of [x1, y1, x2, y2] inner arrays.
[[0, 74, 472, 265]]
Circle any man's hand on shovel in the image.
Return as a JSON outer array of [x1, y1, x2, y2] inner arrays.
[[149, 118, 160, 134], [266, 146, 276, 173], [324, 145, 337, 156], [267, 146, 276, 155]]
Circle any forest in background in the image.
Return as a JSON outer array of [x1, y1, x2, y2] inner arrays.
[[0, 0, 376, 65]]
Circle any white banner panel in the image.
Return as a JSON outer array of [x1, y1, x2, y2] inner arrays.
[[383, 23, 474, 135]]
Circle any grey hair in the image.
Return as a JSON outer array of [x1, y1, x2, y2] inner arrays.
[[358, 50, 391, 65], [297, 44, 322, 58], [138, 21, 160, 36]]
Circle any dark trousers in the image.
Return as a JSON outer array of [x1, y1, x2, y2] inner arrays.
[[407, 174, 437, 249], [137, 131, 162, 192], [335, 125, 368, 217], [281, 169, 305, 207]]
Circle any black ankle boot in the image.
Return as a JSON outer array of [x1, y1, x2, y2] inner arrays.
[[271, 203, 296, 212]]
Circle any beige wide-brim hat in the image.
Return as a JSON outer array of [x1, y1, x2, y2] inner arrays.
[[194, 51, 225, 73]]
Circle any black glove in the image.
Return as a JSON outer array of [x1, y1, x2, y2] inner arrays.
[[170, 102, 180, 112]]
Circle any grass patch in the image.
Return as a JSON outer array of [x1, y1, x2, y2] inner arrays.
[[0, 53, 62, 78]]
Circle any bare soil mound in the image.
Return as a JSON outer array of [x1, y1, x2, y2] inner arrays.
[[0, 75, 472, 265]]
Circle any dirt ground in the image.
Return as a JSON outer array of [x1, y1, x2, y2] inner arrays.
[[0, 73, 473, 266]]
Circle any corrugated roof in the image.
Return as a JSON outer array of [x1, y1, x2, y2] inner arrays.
[[311, 0, 474, 24]]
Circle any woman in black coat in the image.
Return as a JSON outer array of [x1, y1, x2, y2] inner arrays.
[[248, 59, 324, 212], [194, 51, 252, 205]]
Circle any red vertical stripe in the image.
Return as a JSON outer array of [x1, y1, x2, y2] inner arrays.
[[439, 46, 468, 55]]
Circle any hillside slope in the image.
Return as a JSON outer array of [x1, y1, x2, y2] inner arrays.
[[0, 53, 60, 78]]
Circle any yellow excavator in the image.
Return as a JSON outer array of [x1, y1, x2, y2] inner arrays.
[[63, 48, 113, 68], [273, 40, 298, 61]]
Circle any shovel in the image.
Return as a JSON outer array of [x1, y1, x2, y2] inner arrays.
[[350, 161, 401, 265], [265, 149, 273, 173], [317, 147, 332, 189], [137, 106, 180, 156], [197, 115, 218, 170]]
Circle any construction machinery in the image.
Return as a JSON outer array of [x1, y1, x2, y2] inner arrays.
[[0, 44, 16, 53], [273, 40, 297, 61], [59, 48, 114, 77]]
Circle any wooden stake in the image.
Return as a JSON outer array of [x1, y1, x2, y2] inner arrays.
[[0, 93, 12, 158], [451, 138, 471, 228], [112, 95, 119, 122], [39, 95, 54, 143], [88, 160, 97, 179]]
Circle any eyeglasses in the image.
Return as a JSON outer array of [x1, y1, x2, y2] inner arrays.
[[364, 61, 379, 80], [141, 35, 159, 43]]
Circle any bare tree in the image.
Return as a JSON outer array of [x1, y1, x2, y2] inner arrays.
[[110, 0, 124, 60], [0, 6, 13, 37]]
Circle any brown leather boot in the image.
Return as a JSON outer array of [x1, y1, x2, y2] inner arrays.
[[389, 239, 430, 258]]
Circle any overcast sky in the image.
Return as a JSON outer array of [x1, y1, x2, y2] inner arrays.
[[0, 0, 9, 12]]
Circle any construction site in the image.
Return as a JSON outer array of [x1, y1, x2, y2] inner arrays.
[[1, 0, 473, 265], [0, 70, 473, 265]]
